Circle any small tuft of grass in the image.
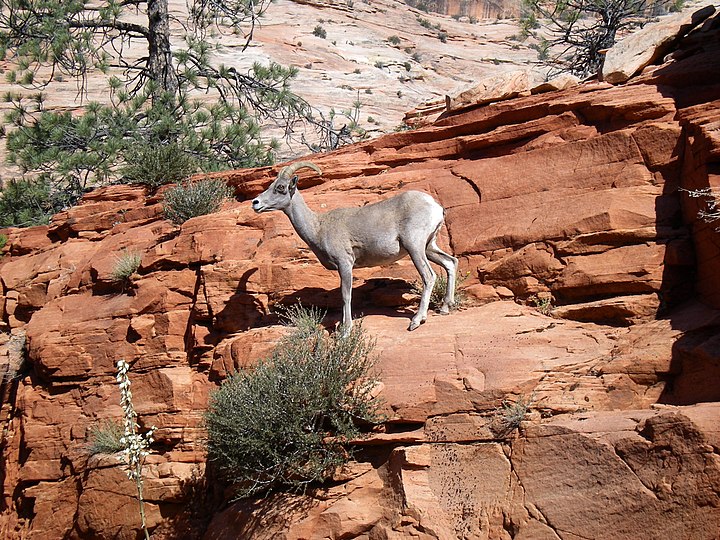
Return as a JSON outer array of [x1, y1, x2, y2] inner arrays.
[[529, 294, 552, 315], [87, 419, 125, 455], [413, 270, 469, 311], [494, 394, 534, 437], [111, 250, 142, 282]]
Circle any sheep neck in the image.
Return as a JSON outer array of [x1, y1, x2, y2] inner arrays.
[[284, 192, 321, 246]]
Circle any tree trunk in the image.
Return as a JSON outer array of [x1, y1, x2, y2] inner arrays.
[[147, 0, 179, 96]]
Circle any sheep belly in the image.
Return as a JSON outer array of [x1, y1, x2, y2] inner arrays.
[[353, 237, 407, 268]]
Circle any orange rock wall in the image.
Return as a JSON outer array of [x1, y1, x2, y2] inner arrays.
[[1, 13, 720, 540]]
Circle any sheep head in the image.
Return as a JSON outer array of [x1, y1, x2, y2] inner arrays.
[[252, 161, 322, 213]]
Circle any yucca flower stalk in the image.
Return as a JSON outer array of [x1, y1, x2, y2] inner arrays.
[[116, 359, 155, 540]]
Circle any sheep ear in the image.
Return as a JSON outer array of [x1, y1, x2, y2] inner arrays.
[[289, 175, 298, 196]]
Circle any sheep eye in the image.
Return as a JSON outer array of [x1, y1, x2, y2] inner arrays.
[[275, 185, 287, 194]]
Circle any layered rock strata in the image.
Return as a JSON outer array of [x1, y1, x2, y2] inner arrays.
[[1, 7, 720, 539]]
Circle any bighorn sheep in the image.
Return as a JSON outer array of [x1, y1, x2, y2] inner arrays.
[[252, 161, 458, 333]]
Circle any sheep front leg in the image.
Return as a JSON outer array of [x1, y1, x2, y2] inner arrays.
[[338, 262, 354, 337]]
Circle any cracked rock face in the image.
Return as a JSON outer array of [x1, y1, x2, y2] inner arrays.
[[2, 7, 720, 540]]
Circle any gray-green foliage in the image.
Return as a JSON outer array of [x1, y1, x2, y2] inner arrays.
[[205, 304, 382, 498], [495, 394, 534, 437], [88, 419, 125, 455], [162, 179, 233, 224], [120, 143, 198, 189], [413, 270, 469, 311], [111, 250, 142, 282]]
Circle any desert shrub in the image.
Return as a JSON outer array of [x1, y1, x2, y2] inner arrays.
[[417, 16, 432, 28], [88, 419, 125, 455], [494, 394, 534, 437], [120, 143, 198, 189], [313, 25, 327, 39], [413, 270, 469, 311], [0, 234, 7, 253], [387, 35, 401, 45], [529, 294, 552, 315], [162, 179, 233, 224], [205, 304, 382, 498], [112, 250, 142, 282]]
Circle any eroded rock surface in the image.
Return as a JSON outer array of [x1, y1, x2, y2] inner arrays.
[[2, 7, 720, 539]]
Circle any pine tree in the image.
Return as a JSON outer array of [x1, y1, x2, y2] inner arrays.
[[521, 0, 654, 78], [0, 0, 315, 225]]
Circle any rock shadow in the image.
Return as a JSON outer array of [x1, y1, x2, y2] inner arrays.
[[283, 277, 417, 329], [211, 268, 270, 335], [657, 303, 720, 405]]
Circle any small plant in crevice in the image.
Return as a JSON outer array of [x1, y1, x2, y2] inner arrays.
[[162, 178, 233, 225], [87, 419, 125, 455], [528, 294, 553, 315], [205, 303, 382, 499], [493, 393, 534, 437], [116, 359, 156, 540], [412, 270, 470, 312], [313, 25, 327, 39], [111, 250, 142, 283]]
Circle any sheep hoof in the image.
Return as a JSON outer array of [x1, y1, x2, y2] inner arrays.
[[408, 319, 425, 331], [438, 306, 450, 315]]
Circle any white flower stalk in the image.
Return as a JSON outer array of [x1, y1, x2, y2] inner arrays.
[[116, 359, 155, 540]]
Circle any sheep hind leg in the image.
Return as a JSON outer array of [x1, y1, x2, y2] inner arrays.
[[407, 247, 436, 331], [426, 239, 458, 314], [338, 262, 354, 338]]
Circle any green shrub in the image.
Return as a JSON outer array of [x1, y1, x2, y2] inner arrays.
[[0, 234, 7, 253], [387, 35, 401, 45], [87, 419, 125, 455], [413, 270, 469, 311], [120, 143, 198, 189], [0, 176, 80, 228], [417, 17, 432, 29], [162, 179, 233, 225], [529, 294, 552, 315], [205, 304, 382, 498], [313, 25, 327, 39], [112, 250, 142, 282]]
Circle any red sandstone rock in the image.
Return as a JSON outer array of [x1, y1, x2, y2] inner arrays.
[[2, 14, 720, 540]]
